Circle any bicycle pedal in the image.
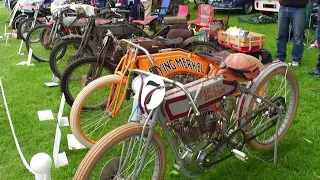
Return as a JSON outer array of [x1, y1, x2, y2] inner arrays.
[[231, 149, 248, 162]]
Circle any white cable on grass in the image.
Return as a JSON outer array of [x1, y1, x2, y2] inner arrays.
[[0, 78, 36, 174]]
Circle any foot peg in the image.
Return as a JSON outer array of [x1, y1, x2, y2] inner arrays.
[[232, 149, 248, 162]]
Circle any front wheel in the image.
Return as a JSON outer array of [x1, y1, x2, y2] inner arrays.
[[49, 38, 93, 79], [60, 56, 112, 107], [243, 66, 299, 151], [70, 74, 130, 148], [17, 18, 41, 41], [74, 124, 166, 180], [25, 24, 64, 62]]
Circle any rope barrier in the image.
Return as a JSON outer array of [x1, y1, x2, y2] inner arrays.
[[0, 78, 36, 175]]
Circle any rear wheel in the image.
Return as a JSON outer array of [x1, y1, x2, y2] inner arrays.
[[74, 124, 166, 180], [244, 66, 299, 151]]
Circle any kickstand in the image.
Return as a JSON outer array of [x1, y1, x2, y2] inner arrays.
[[244, 117, 281, 165]]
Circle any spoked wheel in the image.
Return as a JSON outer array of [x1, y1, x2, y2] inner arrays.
[[25, 24, 64, 62], [243, 66, 299, 151], [74, 124, 166, 180], [12, 14, 28, 30], [49, 38, 93, 79], [17, 18, 41, 41], [70, 74, 131, 148], [60, 56, 112, 107]]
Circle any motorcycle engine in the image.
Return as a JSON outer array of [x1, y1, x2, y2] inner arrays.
[[170, 108, 221, 146]]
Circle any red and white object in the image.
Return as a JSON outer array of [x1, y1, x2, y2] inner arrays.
[[254, 0, 280, 13]]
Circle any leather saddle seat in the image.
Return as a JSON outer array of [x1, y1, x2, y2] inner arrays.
[[154, 36, 183, 46], [196, 50, 230, 63], [95, 18, 112, 25], [216, 53, 260, 82], [132, 15, 158, 25]]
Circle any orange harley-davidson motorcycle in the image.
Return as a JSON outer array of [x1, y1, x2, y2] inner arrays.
[[69, 39, 264, 148]]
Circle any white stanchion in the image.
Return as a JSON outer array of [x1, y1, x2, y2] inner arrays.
[[17, 49, 35, 66], [44, 75, 59, 87], [53, 124, 68, 168], [57, 94, 69, 127], [30, 153, 52, 180], [18, 39, 24, 55]]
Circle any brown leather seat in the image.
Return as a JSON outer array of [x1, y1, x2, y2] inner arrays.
[[95, 18, 112, 25], [132, 16, 158, 25], [217, 53, 260, 82], [196, 50, 230, 63]]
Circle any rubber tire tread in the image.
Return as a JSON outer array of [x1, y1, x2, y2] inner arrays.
[[74, 124, 166, 180]]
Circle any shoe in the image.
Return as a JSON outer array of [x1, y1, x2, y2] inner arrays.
[[291, 61, 300, 67], [143, 27, 150, 33], [306, 69, 320, 75]]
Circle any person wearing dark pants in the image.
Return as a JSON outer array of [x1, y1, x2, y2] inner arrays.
[[307, 0, 320, 79], [275, 0, 308, 67]]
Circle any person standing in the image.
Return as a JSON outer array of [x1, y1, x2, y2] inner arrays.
[[275, 0, 308, 67], [307, 0, 320, 78], [141, 0, 153, 32]]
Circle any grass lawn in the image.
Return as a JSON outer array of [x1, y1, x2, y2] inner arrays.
[[1, 2, 320, 180]]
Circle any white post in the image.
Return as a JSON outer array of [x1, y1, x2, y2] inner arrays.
[[30, 153, 52, 180], [18, 39, 24, 55]]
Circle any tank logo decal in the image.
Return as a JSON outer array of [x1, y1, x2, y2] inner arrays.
[[149, 58, 204, 75]]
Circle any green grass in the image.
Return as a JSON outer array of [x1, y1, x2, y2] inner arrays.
[[1, 2, 320, 180]]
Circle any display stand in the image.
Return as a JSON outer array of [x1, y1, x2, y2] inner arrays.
[[18, 39, 24, 55], [17, 48, 35, 66], [44, 74, 59, 87], [53, 124, 68, 168], [244, 118, 281, 165], [3, 25, 12, 46], [57, 94, 69, 127]]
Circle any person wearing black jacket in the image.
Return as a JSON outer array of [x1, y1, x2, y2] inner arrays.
[[307, 0, 320, 78], [275, 0, 308, 67]]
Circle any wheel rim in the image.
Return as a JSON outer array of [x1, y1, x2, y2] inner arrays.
[[90, 135, 161, 179], [247, 70, 297, 145], [244, 3, 253, 14]]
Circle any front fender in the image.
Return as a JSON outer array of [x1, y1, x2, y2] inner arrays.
[[61, 34, 83, 40], [177, 36, 195, 49], [236, 62, 290, 124]]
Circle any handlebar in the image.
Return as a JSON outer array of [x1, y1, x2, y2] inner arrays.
[[119, 39, 155, 67]]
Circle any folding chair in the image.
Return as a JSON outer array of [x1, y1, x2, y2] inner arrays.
[[151, 0, 171, 21], [304, 2, 318, 47], [187, 4, 214, 31], [177, 5, 188, 18], [162, 5, 189, 24]]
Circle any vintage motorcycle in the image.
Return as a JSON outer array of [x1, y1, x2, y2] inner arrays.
[[74, 42, 298, 179], [68, 39, 264, 149]]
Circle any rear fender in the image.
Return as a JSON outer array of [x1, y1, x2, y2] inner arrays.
[[236, 62, 289, 125]]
